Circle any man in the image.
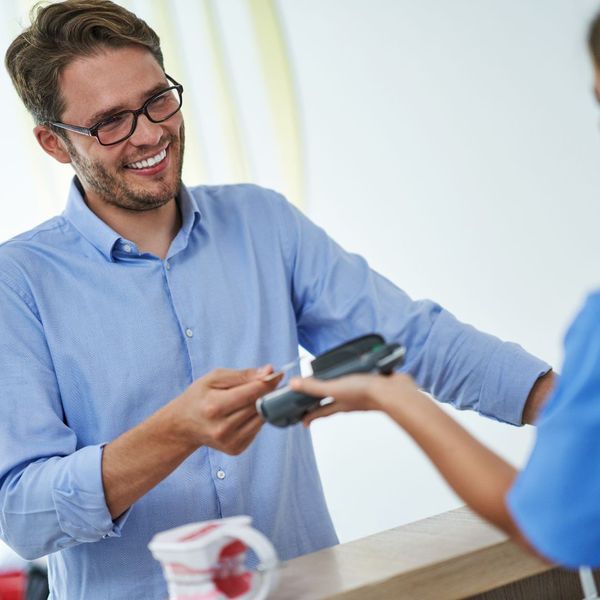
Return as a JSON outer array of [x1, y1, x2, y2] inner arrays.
[[0, 1, 552, 598]]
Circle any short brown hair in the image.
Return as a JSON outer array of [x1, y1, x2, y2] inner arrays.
[[589, 10, 600, 66], [5, 0, 164, 125]]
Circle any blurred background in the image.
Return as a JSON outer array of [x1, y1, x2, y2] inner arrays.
[[2, 0, 600, 554]]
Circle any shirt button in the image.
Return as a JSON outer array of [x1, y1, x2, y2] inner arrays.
[[216, 469, 225, 480], [165, 261, 171, 270], [185, 328, 194, 338], [123, 244, 132, 253]]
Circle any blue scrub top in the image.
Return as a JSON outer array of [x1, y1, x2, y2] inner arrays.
[[508, 291, 600, 568]]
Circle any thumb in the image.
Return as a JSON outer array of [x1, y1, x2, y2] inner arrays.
[[289, 376, 336, 398]]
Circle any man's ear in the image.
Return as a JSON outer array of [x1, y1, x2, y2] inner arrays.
[[33, 125, 72, 164]]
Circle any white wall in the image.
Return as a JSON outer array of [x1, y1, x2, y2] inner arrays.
[[2, 1, 600, 546], [278, 0, 600, 542]]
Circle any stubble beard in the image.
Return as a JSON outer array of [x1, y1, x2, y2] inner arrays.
[[65, 123, 186, 212]]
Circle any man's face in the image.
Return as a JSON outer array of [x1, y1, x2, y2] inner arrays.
[[56, 45, 185, 212]]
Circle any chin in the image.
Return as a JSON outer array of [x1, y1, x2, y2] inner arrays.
[[120, 161, 183, 211], [124, 182, 180, 211]]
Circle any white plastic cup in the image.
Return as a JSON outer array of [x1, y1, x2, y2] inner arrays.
[[149, 516, 279, 600]]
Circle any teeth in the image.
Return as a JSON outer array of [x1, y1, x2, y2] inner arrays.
[[126, 148, 167, 170]]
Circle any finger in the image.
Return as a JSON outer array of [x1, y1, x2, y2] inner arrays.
[[255, 364, 275, 380], [243, 364, 276, 381], [206, 366, 272, 390], [220, 377, 280, 414], [236, 413, 263, 440], [261, 371, 284, 384], [226, 414, 264, 455], [225, 404, 261, 430], [303, 401, 343, 426], [289, 376, 341, 398], [291, 373, 380, 400]]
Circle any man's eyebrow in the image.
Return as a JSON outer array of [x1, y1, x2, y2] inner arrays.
[[86, 81, 169, 125]]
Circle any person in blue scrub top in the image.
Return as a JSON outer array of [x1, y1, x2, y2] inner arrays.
[[293, 296, 600, 567], [291, 14, 600, 568], [0, 1, 553, 598]]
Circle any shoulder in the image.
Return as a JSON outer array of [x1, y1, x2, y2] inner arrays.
[[530, 290, 600, 427], [0, 216, 69, 256], [187, 183, 291, 217], [0, 216, 67, 254], [562, 290, 600, 354], [0, 216, 68, 293], [184, 184, 309, 251], [185, 183, 325, 260], [577, 290, 600, 321]]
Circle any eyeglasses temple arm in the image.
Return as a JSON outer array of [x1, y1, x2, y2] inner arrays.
[[49, 122, 94, 137]]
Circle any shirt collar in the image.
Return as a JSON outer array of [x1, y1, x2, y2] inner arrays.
[[62, 177, 202, 261], [178, 183, 202, 241]]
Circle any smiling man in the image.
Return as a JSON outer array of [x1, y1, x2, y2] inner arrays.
[[0, 1, 553, 599], [38, 45, 186, 260]]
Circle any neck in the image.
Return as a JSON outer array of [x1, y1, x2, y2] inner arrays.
[[85, 194, 181, 260]]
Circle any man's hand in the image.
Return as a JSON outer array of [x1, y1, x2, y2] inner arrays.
[[102, 366, 281, 518], [173, 367, 281, 455]]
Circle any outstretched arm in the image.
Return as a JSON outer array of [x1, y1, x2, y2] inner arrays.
[[291, 374, 539, 553]]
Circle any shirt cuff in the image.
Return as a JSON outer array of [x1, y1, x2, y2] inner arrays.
[[52, 444, 131, 543], [478, 342, 551, 425]]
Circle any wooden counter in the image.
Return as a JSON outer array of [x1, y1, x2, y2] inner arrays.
[[270, 506, 597, 599]]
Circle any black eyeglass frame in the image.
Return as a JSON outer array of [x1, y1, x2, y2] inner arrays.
[[48, 74, 184, 146]]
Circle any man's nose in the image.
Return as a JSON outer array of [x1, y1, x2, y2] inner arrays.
[[128, 113, 163, 147]]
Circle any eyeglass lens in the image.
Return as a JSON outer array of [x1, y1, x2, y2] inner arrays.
[[97, 87, 181, 145]]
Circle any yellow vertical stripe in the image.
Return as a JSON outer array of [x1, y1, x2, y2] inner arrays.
[[203, 0, 251, 182], [247, 0, 305, 208]]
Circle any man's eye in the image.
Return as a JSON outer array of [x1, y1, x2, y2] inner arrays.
[[150, 94, 169, 106], [99, 113, 130, 132]]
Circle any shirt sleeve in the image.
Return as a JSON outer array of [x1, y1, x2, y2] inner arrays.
[[507, 293, 600, 567], [274, 194, 550, 425], [0, 278, 129, 560]]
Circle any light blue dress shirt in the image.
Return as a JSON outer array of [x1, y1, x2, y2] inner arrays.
[[508, 291, 600, 568], [0, 179, 549, 599]]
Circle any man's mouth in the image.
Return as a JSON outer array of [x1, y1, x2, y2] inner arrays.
[[124, 147, 168, 170]]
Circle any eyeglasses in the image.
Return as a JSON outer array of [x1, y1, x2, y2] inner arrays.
[[49, 74, 184, 146]]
